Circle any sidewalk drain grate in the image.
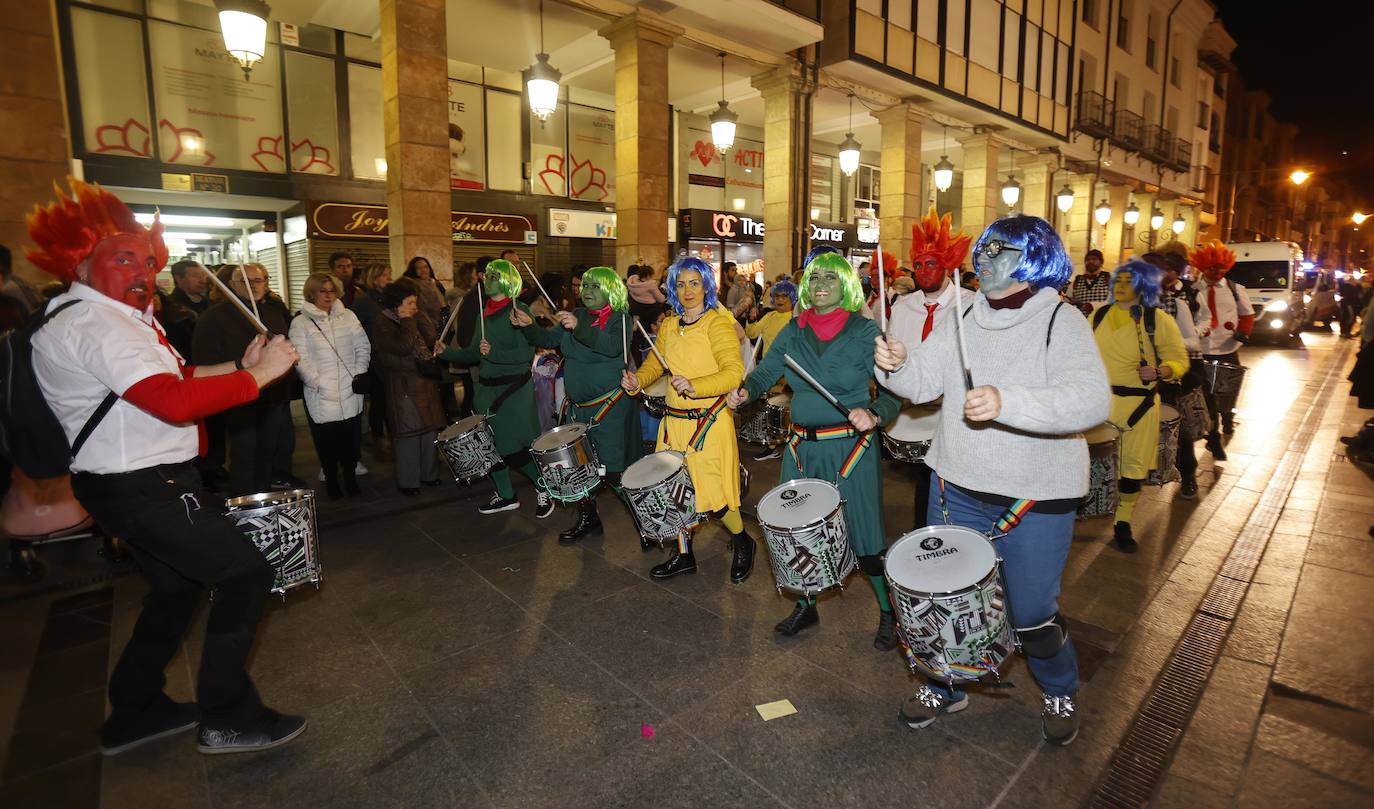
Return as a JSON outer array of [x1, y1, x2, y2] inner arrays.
[[1198, 576, 1248, 619]]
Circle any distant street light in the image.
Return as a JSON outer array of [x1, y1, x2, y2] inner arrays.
[[1354, 212, 1370, 225], [1289, 170, 1311, 185]]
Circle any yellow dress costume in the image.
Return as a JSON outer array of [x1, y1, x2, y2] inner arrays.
[[1093, 305, 1189, 479], [634, 307, 744, 513]]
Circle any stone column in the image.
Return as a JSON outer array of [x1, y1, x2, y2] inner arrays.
[[1102, 183, 1132, 266], [750, 62, 815, 278], [601, 13, 682, 271], [380, 0, 452, 282], [874, 104, 928, 267], [1061, 174, 1096, 271], [0, 0, 70, 285], [1016, 154, 1060, 221], [958, 134, 1003, 239]]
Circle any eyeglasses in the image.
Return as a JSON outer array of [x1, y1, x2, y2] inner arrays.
[[978, 240, 1023, 259]]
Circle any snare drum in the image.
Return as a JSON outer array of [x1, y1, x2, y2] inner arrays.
[[531, 423, 602, 502], [882, 406, 940, 463], [756, 478, 857, 596], [641, 377, 670, 418], [1147, 404, 1182, 485], [885, 525, 1014, 683], [436, 415, 501, 484], [225, 490, 321, 595], [620, 451, 700, 542], [737, 392, 793, 445], [1079, 423, 1120, 519], [1201, 360, 1247, 396]]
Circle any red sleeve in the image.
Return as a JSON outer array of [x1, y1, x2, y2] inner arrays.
[[123, 371, 260, 423], [1236, 314, 1255, 336]]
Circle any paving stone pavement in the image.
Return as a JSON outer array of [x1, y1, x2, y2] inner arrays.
[[1, 333, 1372, 808]]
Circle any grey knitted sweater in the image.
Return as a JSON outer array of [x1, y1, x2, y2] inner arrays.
[[879, 287, 1111, 501]]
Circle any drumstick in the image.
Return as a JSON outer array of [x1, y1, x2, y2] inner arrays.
[[205, 268, 268, 335], [875, 248, 887, 334], [236, 265, 261, 326], [476, 275, 486, 342], [622, 311, 628, 367], [437, 302, 461, 345], [634, 318, 671, 376], [951, 275, 974, 392], [783, 353, 849, 418], [520, 259, 560, 313]]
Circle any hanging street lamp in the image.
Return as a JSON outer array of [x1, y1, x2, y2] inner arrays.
[[215, 0, 270, 80]]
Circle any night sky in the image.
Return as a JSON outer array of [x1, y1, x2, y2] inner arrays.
[[1213, 1, 1374, 209]]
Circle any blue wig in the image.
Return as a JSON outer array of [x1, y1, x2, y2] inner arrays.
[[665, 257, 719, 315], [769, 279, 798, 305], [803, 244, 841, 269], [972, 215, 1072, 291], [1107, 258, 1163, 309]]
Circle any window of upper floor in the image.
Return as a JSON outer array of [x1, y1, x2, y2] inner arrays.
[[1146, 12, 1160, 70], [1083, 0, 1101, 30], [1117, 0, 1133, 53]]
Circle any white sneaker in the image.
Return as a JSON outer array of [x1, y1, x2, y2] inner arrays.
[[317, 468, 326, 482], [478, 494, 519, 515], [355, 461, 369, 476], [534, 490, 555, 519]]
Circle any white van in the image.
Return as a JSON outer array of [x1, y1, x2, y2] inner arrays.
[[1224, 241, 1305, 343]]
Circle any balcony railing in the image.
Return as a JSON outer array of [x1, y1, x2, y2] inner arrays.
[[1142, 124, 1172, 163], [1169, 138, 1192, 172], [1075, 91, 1114, 139], [1111, 109, 1145, 151]]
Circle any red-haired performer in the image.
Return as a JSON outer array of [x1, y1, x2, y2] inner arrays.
[[28, 180, 306, 756], [1189, 241, 1253, 459]]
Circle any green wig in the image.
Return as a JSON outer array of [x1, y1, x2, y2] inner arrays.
[[581, 266, 628, 312], [798, 252, 863, 312], [484, 259, 523, 298]]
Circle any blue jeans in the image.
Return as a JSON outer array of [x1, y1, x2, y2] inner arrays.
[[925, 479, 1080, 698]]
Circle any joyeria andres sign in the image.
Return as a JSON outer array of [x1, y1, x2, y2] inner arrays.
[[308, 202, 536, 244]]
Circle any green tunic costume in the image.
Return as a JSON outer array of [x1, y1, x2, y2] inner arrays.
[[528, 308, 644, 474], [438, 299, 541, 460], [742, 314, 900, 557]]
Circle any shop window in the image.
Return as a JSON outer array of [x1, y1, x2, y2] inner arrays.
[[72, 7, 153, 160], [854, 163, 880, 215], [449, 80, 487, 191], [294, 24, 335, 54], [149, 20, 285, 173], [347, 63, 384, 180], [968, 0, 999, 71], [82, 0, 144, 13], [810, 153, 836, 222], [567, 105, 615, 202], [286, 52, 339, 175], [531, 102, 568, 197], [344, 32, 381, 63], [485, 89, 522, 192]]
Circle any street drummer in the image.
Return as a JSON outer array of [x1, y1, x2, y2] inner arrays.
[[742, 278, 796, 461], [28, 180, 306, 755], [521, 266, 643, 543], [1190, 241, 1253, 460], [874, 214, 1110, 747], [886, 206, 972, 531], [436, 259, 553, 519], [1090, 259, 1189, 553], [727, 252, 901, 645], [620, 257, 753, 583]]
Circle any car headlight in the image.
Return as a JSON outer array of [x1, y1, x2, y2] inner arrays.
[[1264, 299, 1289, 312], [1303, 293, 1312, 304], [1270, 318, 1285, 329]]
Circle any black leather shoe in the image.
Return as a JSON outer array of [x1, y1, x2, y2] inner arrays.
[[1113, 521, 1138, 554], [651, 551, 697, 579], [100, 699, 199, 756], [774, 602, 819, 636], [1205, 434, 1227, 461], [874, 610, 898, 651], [1222, 414, 1235, 435], [1179, 477, 1198, 500], [729, 532, 755, 584], [198, 709, 306, 755], [558, 500, 603, 545]]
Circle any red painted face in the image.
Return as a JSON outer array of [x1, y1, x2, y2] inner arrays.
[[1201, 266, 1227, 283], [912, 255, 947, 293], [86, 233, 162, 310]]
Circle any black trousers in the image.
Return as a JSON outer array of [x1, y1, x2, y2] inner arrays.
[[911, 461, 933, 532], [367, 370, 389, 438], [225, 399, 295, 496], [306, 412, 362, 477], [72, 461, 274, 725], [1200, 351, 1239, 433]]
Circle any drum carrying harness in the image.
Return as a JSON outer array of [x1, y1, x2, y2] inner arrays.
[[479, 371, 534, 413], [560, 386, 627, 427], [784, 423, 874, 481], [663, 396, 729, 451], [1093, 305, 1161, 429], [935, 476, 1035, 539]]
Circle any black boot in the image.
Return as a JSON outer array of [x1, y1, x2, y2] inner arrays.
[[651, 550, 697, 579], [874, 610, 898, 651], [559, 499, 603, 545], [729, 531, 755, 584], [774, 601, 819, 636], [1221, 412, 1235, 434], [1113, 521, 1138, 553], [1205, 432, 1227, 461], [322, 463, 343, 500], [341, 463, 361, 497]]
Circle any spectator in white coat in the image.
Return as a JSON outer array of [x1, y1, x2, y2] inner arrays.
[[289, 273, 371, 498]]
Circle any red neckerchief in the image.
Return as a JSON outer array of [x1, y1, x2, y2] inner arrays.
[[797, 307, 849, 341], [988, 287, 1035, 310], [484, 296, 513, 318], [589, 303, 612, 329]]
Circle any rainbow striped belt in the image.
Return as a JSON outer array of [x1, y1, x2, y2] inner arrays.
[[564, 387, 626, 426], [785, 423, 874, 480], [664, 397, 729, 451], [936, 476, 1036, 538]]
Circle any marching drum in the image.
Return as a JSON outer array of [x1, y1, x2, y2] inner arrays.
[[1079, 423, 1121, 518], [620, 451, 701, 543], [436, 414, 501, 484], [737, 392, 792, 446], [882, 406, 941, 463], [1201, 360, 1247, 397], [1146, 404, 1182, 485], [225, 490, 321, 595], [885, 525, 1014, 683], [756, 478, 857, 596], [531, 423, 602, 502], [641, 377, 670, 418], [1177, 386, 1211, 438]]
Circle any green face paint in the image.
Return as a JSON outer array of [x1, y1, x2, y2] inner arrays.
[[581, 279, 609, 309], [483, 271, 504, 298], [808, 267, 843, 314]]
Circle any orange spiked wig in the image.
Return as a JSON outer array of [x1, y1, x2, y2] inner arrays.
[[26, 179, 166, 281], [1187, 240, 1236, 274], [910, 206, 972, 271]]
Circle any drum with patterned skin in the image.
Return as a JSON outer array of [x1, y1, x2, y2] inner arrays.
[[737, 392, 793, 446], [225, 490, 321, 595], [1079, 422, 1120, 518], [640, 376, 670, 418], [620, 451, 701, 543], [436, 414, 501, 485], [531, 423, 602, 502], [882, 406, 941, 463], [1146, 404, 1182, 485], [756, 478, 857, 596]]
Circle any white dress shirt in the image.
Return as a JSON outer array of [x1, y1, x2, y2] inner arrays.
[[32, 283, 199, 474], [1193, 278, 1254, 355], [889, 280, 959, 350]]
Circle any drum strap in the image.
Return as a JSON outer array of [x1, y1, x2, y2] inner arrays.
[[561, 387, 626, 426], [481, 372, 533, 413], [785, 424, 874, 481], [664, 397, 729, 451], [1110, 385, 1157, 428], [936, 476, 1036, 538]]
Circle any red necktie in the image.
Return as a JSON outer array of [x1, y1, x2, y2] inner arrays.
[[921, 303, 938, 342], [1208, 285, 1218, 329]]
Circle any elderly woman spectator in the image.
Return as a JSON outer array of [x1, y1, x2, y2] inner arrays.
[[402, 256, 447, 328], [371, 279, 445, 495], [289, 273, 371, 499]]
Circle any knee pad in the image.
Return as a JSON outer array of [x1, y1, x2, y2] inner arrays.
[[857, 554, 885, 577], [1016, 613, 1068, 659], [1118, 477, 1143, 494]]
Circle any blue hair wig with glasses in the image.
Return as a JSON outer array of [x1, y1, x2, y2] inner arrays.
[[665, 256, 719, 315], [971, 215, 1073, 291], [1107, 258, 1163, 309], [769, 279, 798, 305]]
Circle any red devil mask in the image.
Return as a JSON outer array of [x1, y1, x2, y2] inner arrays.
[[26, 179, 167, 311], [909, 206, 971, 293]]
